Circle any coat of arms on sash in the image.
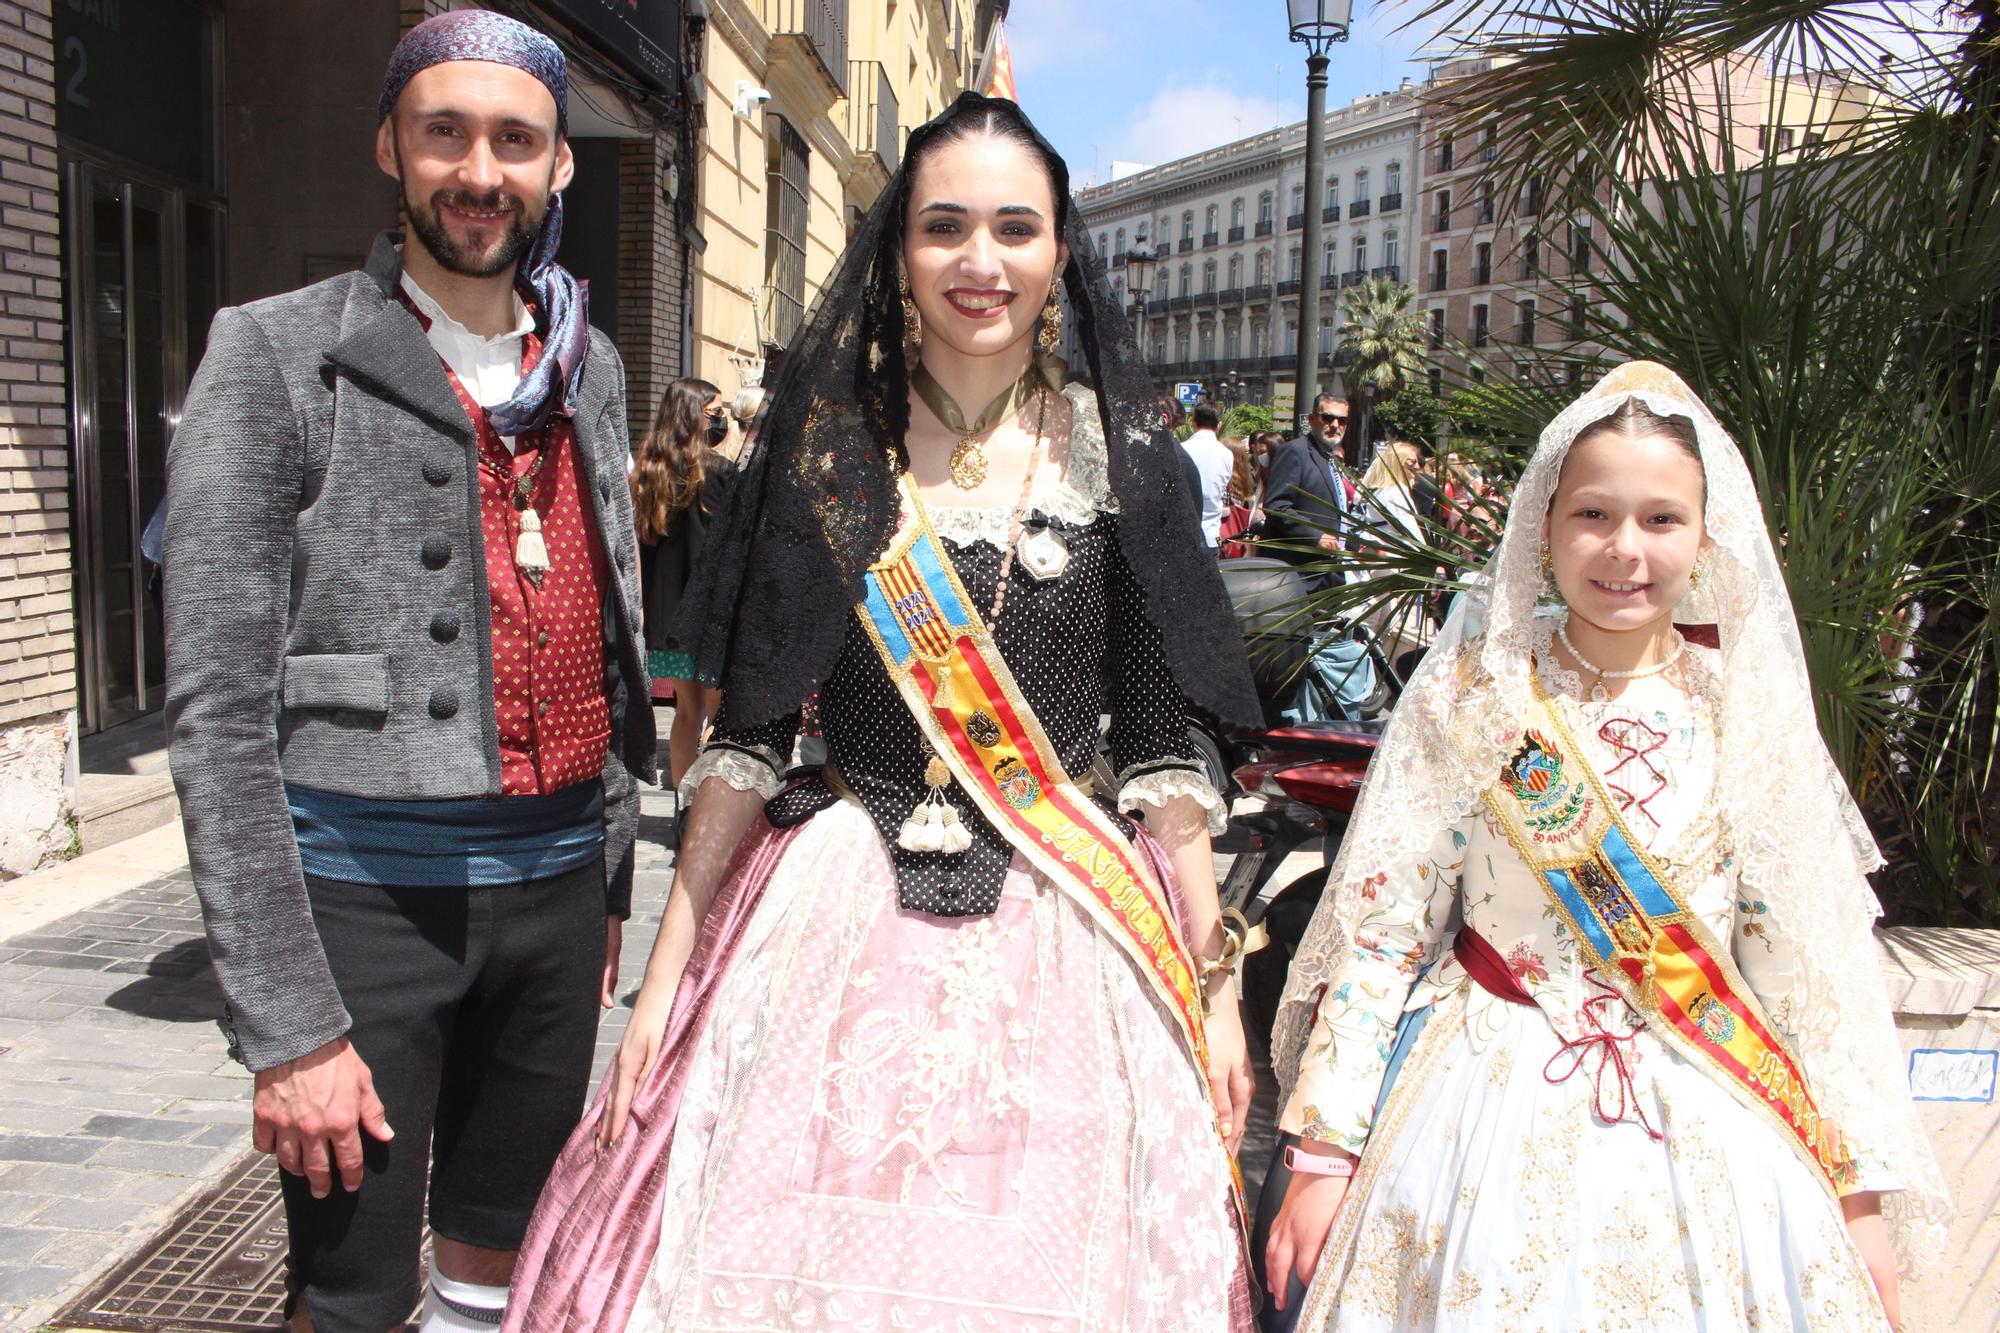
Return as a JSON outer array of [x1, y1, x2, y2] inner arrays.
[[993, 756, 1042, 810], [1504, 729, 1591, 839]]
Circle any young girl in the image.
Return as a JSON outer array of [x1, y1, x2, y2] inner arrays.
[[507, 93, 1261, 1331], [1265, 362, 1946, 1330], [632, 376, 735, 792]]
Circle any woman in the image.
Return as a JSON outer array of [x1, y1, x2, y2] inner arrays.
[[631, 376, 735, 792], [1263, 362, 1947, 1330], [508, 93, 1261, 1332], [1352, 439, 1433, 668], [727, 384, 764, 462]]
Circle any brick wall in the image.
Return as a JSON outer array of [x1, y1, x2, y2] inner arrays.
[[0, 0, 74, 732], [616, 133, 687, 445]]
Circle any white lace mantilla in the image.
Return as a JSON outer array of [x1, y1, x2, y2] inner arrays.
[[1117, 766, 1228, 837]]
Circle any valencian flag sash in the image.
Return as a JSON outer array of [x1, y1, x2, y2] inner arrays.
[[1482, 669, 1860, 1198], [855, 478, 1241, 1178]]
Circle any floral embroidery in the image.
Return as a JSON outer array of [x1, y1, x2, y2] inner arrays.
[[1505, 941, 1550, 986]]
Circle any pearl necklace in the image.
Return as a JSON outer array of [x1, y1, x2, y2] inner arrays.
[[1556, 619, 1685, 703]]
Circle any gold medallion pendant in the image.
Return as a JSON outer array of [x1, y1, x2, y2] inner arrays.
[[948, 435, 988, 489]]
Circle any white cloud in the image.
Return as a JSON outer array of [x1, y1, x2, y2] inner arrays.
[[1102, 80, 1292, 177]]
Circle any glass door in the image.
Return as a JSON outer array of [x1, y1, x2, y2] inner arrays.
[[64, 162, 189, 733]]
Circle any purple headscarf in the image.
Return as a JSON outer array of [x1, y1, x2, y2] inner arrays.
[[380, 10, 589, 436]]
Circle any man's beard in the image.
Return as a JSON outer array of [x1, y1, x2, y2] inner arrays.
[[404, 184, 541, 277]]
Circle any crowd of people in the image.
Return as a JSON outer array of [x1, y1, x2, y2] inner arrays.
[[156, 13, 1944, 1333]]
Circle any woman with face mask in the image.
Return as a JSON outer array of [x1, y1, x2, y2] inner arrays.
[[631, 376, 735, 800]]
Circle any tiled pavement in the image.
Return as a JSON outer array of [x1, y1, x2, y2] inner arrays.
[[0, 785, 678, 1330]]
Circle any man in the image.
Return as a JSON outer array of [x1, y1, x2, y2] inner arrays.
[[163, 13, 652, 1332], [1178, 400, 1236, 549], [1263, 393, 1354, 583]]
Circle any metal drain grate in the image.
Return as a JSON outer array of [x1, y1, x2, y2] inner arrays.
[[59, 1151, 289, 1331]]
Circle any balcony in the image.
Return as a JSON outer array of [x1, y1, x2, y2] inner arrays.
[[1371, 265, 1401, 282], [1519, 259, 1538, 281], [1432, 213, 1452, 234], [1522, 191, 1543, 216], [1218, 286, 1246, 305], [1277, 278, 1301, 297], [1378, 192, 1402, 213], [1474, 266, 1492, 286], [843, 60, 898, 175], [1228, 225, 1245, 243], [1428, 271, 1448, 293], [1196, 289, 1220, 308], [764, 0, 848, 101], [1165, 294, 1193, 312], [1434, 145, 1454, 173], [1254, 219, 1274, 238], [1322, 204, 1340, 223], [1472, 323, 1490, 349], [1286, 212, 1305, 231], [1203, 231, 1219, 248], [1112, 251, 1127, 267], [1478, 142, 1498, 164], [1320, 272, 1338, 289], [1342, 269, 1365, 286], [1477, 204, 1496, 226], [1178, 237, 1194, 253], [1349, 198, 1371, 218]]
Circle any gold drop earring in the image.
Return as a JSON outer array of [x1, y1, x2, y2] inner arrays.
[[1538, 539, 1560, 602], [899, 269, 923, 344], [1038, 280, 1063, 353]]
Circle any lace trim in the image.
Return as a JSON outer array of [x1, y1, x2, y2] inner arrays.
[[925, 383, 1118, 548], [1117, 767, 1229, 837], [679, 744, 784, 807], [1529, 615, 1719, 709]]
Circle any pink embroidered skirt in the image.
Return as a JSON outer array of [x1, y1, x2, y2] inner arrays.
[[509, 802, 1252, 1332]]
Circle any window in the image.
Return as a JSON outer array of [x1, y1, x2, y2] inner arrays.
[[1113, 275, 1125, 303], [1435, 188, 1451, 229], [1156, 268, 1169, 298], [1427, 366, 1443, 398], [1572, 223, 1592, 274], [1524, 174, 1544, 214], [1318, 320, 1335, 355], [1099, 231, 1109, 256], [1384, 231, 1399, 270], [1179, 263, 1192, 296], [1114, 226, 1125, 255], [1160, 215, 1171, 244], [1289, 245, 1301, 279], [1253, 321, 1267, 356], [1255, 250, 1270, 286], [1258, 191, 1273, 224], [1475, 242, 1492, 285], [1519, 297, 1537, 344], [1478, 180, 1495, 225], [1326, 175, 1340, 208], [1566, 359, 1583, 386], [1290, 184, 1304, 213], [764, 114, 810, 345], [1472, 302, 1489, 347], [1431, 248, 1447, 290], [1429, 306, 1444, 349], [1231, 197, 1245, 227], [1203, 259, 1217, 293], [1437, 136, 1454, 172], [1385, 161, 1401, 195], [1152, 337, 1166, 364], [1522, 234, 1540, 279], [1199, 325, 1215, 360], [1469, 361, 1487, 384], [1323, 240, 1335, 274], [1353, 234, 1367, 272], [1205, 203, 1219, 232], [1569, 295, 1588, 336], [1182, 210, 1195, 240], [1225, 322, 1241, 359], [1777, 127, 1796, 152], [1355, 168, 1369, 199], [1175, 329, 1190, 361], [1227, 254, 1242, 287]]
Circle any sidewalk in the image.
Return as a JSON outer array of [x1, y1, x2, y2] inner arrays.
[[0, 786, 678, 1330]]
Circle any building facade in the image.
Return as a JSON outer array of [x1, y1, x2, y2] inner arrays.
[[1073, 81, 1425, 426], [0, 0, 697, 876], [688, 0, 990, 397]]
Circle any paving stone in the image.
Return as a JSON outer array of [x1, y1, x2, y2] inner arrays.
[[21, 1225, 122, 1277], [0, 933, 93, 953], [88, 1139, 230, 1176], [0, 1226, 59, 1265], [143, 1073, 251, 1101], [79, 1114, 209, 1144], [192, 1124, 245, 1149], [0, 1104, 92, 1136], [7, 950, 112, 972], [0, 1263, 68, 1302], [0, 1134, 101, 1164], [27, 1192, 148, 1231]]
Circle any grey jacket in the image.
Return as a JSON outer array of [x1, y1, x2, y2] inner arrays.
[[163, 234, 655, 1072]]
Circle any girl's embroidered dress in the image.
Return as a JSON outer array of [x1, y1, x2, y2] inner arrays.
[[510, 387, 1253, 1333], [1273, 362, 1950, 1333]]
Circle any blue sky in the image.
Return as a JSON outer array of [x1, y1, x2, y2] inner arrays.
[[1007, 0, 1433, 188]]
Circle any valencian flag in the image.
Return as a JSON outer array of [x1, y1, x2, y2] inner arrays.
[[978, 18, 1017, 100]]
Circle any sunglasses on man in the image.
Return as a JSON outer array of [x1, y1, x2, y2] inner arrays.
[[1314, 412, 1349, 426]]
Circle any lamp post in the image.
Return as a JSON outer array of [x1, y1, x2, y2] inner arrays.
[[1287, 0, 1353, 436], [1127, 225, 1160, 390]]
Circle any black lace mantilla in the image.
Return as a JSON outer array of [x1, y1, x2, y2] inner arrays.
[[670, 91, 1257, 731]]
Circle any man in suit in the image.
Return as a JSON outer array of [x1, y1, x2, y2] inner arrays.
[[163, 14, 652, 1331], [1262, 393, 1354, 585]]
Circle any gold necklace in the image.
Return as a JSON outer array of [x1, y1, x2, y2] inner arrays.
[[909, 360, 1042, 491]]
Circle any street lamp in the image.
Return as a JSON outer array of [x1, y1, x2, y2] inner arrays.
[[1127, 225, 1160, 384], [1287, 0, 1353, 435]]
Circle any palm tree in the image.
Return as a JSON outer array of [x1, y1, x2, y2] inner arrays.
[[1327, 0, 2000, 925], [1337, 276, 1428, 454]]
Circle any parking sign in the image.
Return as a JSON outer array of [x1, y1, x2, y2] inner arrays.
[[1174, 381, 1204, 406]]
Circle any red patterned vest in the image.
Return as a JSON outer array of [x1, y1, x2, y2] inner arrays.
[[412, 303, 615, 795]]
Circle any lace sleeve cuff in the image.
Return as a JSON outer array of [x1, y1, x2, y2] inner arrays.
[[679, 743, 785, 807], [1116, 765, 1228, 837]]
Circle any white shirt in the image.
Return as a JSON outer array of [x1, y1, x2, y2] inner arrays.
[[399, 267, 536, 451], [1179, 428, 1236, 546]]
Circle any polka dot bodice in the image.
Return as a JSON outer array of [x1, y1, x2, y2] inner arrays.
[[736, 508, 1203, 916]]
